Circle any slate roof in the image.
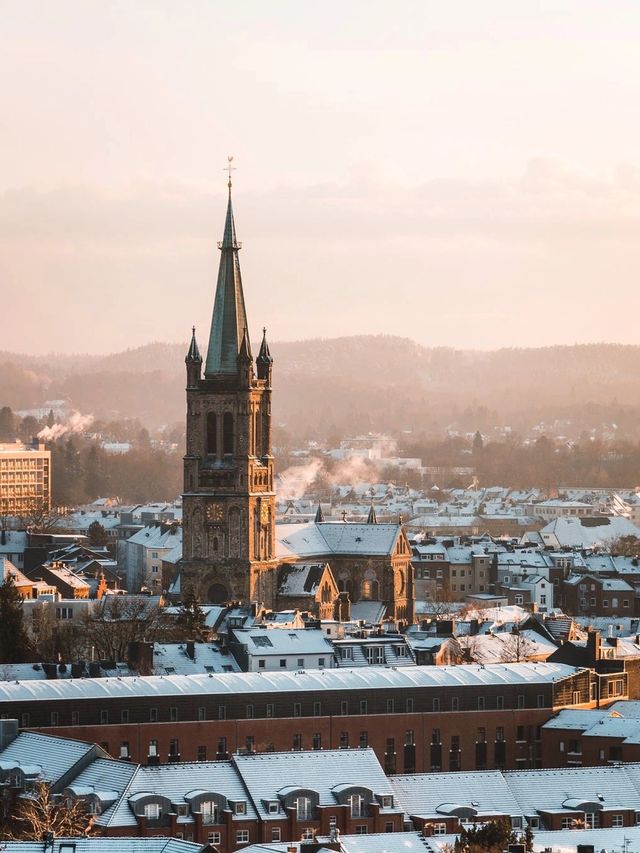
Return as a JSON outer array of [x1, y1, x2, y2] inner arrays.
[[233, 748, 396, 821], [503, 763, 640, 814], [390, 769, 522, 819], [277, 562, 329, 597], [231, 628, 335, 656], [0, 662, 582, 703], [276, 522, 401, 559], [101, 760, 256, 827], [0, 841, 202, 853], [0, 731, 96, 783]]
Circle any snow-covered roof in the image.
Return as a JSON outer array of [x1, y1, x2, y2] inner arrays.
[[276, 522, 401, 559], [0, 731, 96, 783], [231, 628, 335, 657], [234, 748, 396, 821], [277, 562, 329, 597], [390, 769, 522, 819], [98, 760, 256, 827], [0, 662, 583, 705]]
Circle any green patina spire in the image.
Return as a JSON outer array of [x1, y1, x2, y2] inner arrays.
[[205, 178, 251, 376]]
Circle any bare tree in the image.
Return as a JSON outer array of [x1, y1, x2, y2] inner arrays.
[[81, 596, 171, 661], [16, 499, 65, 534], [499, 628, 536, 662], [456, 634, 483, 663], [3, 781, 94, 839]]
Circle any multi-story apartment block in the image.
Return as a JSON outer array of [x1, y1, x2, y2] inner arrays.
[[0, 440, 51, 517]]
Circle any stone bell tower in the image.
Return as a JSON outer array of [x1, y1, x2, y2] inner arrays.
[[179, 174, 277, 606]]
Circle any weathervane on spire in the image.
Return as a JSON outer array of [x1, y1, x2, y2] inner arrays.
[[225, 155, 235, 189]]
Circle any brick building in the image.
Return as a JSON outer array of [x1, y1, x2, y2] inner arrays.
[[0, 664, 596, 772]]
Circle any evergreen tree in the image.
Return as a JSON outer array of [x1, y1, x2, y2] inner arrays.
[[87, 520, 108, 547], [176, 585, 208, 642], [84, 445, 107, 498], [0, 576, 32, 663], [18, 415, 40, 443], [472, 430, 484, 456], [46, 409, 55, 427]]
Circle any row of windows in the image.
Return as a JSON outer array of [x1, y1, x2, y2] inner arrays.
[[22, 690, 551, 728]]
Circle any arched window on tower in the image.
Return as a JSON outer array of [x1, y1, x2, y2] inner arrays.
[[206, 413, 217, 456], [254, 410, 262, 458], [223, 412, 234, 455]]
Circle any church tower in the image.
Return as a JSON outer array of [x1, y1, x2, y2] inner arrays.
[[179, 174, 277, 606]]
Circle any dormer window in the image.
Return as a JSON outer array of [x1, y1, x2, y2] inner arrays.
[[348, 793, 366, 818], [381, 795, 393, 809], [144, 802, 161, 820], [295, 796, 312, 820], [235, 801, 246, 815], [268, 802, 279, 814], [201, 801, 221, 823]]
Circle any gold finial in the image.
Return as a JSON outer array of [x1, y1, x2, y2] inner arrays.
[[225, 155, 236, 189]]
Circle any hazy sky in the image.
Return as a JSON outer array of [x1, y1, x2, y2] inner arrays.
[[1, 0, 640, 355]]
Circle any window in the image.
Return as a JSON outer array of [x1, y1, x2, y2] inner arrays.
[[268, 802, 279, 814], [296, 796, 312, 820], [496, 727, 504, 742], [301, 828, 315, 840], [50, 711, 59, 726], [516, 726, 525, 741], [201, 800, 219, 823], [218, 706, 226, 720], [169, 739, 179, 757], [360, 699, 368, 714], [217, 737, 227, 754], [477, 696, 485, 711], [496, 696, 504, 710], [121, 710, 129, 724], [235, 830, 249, 845], [319, 657, 325, 668], [271, 828, 281, 842], [119, 742, 129, 759], [144, 802, 160, 820], [170, 707, 178, 722], [197, 745, 207, 761], [612, 815, 624, 828], [297, 658, 304, 668], [198, 706, 206, 721], [385, 822, 394, 832], [246, 704, 254, 719], [313, 700, 321, 716], [150, 708, 158, 722], [433, 823, 447, 835], [148, 739, 158, 757], [477, 727, 486, 743], [279, 659, 286, 668], [517, 694, 525, 709], [223, 413, 234, 455], [207, 833, 221, 845], [71, 711, 79, 725], [235, 802, 246, 815], [572, 691, 581, 705], [313, 732, 322, 750], [387, 698, 395, 713], [294, 702, 302, 717], [537, 694, 545, 708], [341, 700, 349, 715], [365, 646, 384, 665], [451, 696, 459, 711], [266, 703, 274, 718], [340, 731, 349, 748], [206, 412, 217, 455], [360, 730, 369, 748], [405, 729, 415, 746], [355, 825, 368, 835], [245, 736, 254, 753], [432, 698, 439, 712], [293, 733, 302, 750], [100, 710, 108, 724], [349, 793, 366, 817]]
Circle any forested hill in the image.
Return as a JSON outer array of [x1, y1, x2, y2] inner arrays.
[[1, 338, 639, 439]]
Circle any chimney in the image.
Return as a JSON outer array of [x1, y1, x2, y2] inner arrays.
[[469, 619, 479, 636], [587, 629, 601, 662], [186, 641, 195, 660], [0, 719, 19, 750]]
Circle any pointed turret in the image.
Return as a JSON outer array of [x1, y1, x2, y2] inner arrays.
[[366, 503, 378, 525], [205, 181, 251, 377], [238, 325, 254, 386], [185, 326, 202, 386], [257, 327, 273, 383], [314, 503, 325, 523]]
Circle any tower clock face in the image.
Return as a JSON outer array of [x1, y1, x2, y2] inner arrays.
[[206, 502, 224, 523]]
